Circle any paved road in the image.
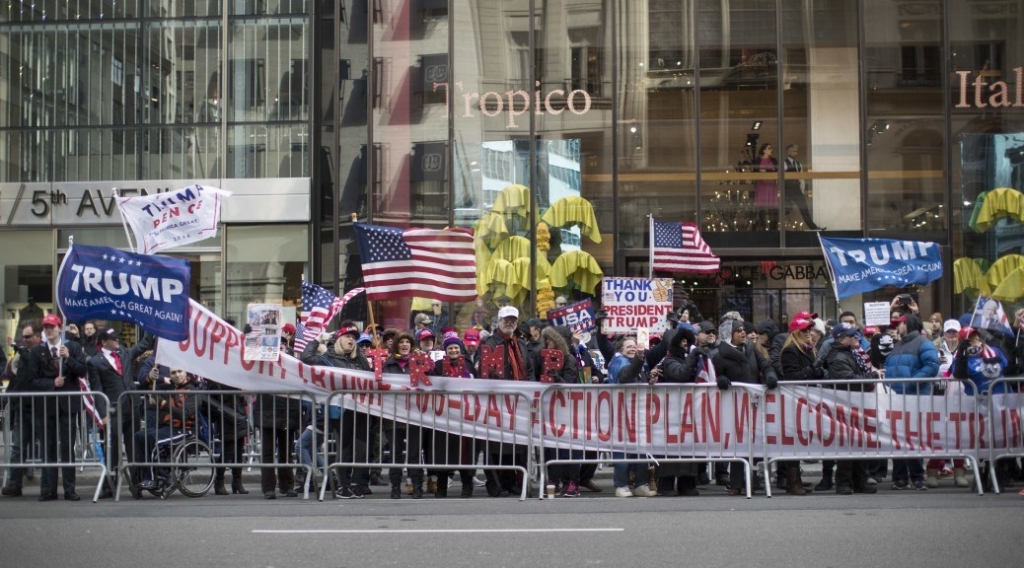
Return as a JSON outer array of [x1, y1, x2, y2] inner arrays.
[[1, 475, 1021, 568]]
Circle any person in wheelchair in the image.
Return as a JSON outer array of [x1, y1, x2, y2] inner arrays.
[[134, 369, 197, 491]]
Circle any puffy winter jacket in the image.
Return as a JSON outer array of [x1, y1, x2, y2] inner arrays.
[[883, 331, 939, 394]]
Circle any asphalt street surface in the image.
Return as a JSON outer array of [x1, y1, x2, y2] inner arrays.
[[0, 471, 1021, 568]]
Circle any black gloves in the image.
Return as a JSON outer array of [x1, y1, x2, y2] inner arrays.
[[717, 377, 732, 390], [766, 376, 779, 390]]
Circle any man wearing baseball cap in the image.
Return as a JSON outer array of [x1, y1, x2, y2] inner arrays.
[[462, 329, 481, 370], [820, 322, 879, 495], [86, 326, 155, 498], [479, 306, 534, 497], [281, 323, 297, 356], [25, 314, 90, 501]]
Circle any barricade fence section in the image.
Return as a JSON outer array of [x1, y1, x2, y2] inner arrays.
[[986, 377, 1024, 494], [761, 378, 986, 496], [322, 389, 535, 501], [537, 383, 762, 499], [0, 391, 111, 502], [115, 389, 318, 501]]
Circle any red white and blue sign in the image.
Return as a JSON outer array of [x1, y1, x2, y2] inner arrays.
[[546, 298, 596, 335]]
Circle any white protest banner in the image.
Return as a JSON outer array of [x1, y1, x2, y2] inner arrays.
[[116, 184, 231, 254], [600, 277, 674, 335], [156, 301, 1008, 461]]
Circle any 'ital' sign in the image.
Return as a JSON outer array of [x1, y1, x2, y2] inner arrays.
[[955, 68, 1024, 109]]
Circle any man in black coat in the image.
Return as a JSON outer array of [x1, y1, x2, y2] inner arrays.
[[1, 323, 47, 498], [86, 327, 155, 498], [713, 318, 778, 495], [29, 314, 89, 501]]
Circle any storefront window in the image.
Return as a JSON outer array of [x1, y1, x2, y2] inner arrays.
[[0, 231, 54, 353], [864, 0, 947, 240], [224, 225, 307, 327], [779, 0, 861, 245], [951, 4, 1024, 324]]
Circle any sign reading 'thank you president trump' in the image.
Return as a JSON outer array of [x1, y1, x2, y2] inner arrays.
[[819, 236, 943, 300], [56, 244, 191, 341], [601, 277, 674, 334]]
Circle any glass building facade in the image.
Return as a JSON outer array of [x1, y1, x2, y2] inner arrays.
[[2, 0, 1023, 342]]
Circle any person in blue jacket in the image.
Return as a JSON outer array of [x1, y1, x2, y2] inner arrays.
[[883, 313, 939, 490]]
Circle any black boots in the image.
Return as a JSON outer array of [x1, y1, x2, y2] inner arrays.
[[214, 469, 230, 496]]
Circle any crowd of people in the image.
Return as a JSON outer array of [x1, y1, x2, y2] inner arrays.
[[3, 292, 1024, 502]]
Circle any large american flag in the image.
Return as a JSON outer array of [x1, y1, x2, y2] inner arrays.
[[354, 222, 476, 302], [650, 219, 720, 273], [294, 281, 346, 352]]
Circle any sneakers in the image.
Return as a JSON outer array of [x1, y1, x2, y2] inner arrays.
[[634, 484, 657, 497], [563, 481, 581, 497], [335, 486, 357, 499], [352, 484, 370, 497], [891, 480, 909, 490], [912, 480, 928, 491], [615, 486, 633, 498]]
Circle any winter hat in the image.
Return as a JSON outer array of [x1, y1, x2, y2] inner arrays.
[[719, 318, 743, 339], [878, 334, 895, 355], [755, 319, 778, 337], [442, 331, 463, 350]]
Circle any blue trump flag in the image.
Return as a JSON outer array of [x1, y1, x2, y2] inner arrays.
[[818, 236, 943, 299], [56, 244, 191, 341]]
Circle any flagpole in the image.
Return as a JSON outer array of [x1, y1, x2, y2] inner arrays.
[[817, 232, 841, 303], [648, 214, 654, 280], [112, 189, 137, 254]]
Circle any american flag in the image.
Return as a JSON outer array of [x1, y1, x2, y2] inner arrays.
[[78, 377, 104, 430], [294, 281, 346, 352], [650, 219, 720, 273], [354, 222, 476, 302]]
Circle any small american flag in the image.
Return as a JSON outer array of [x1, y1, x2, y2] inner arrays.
[[78, 377, 104, 430], [294, 281, 345, 352], [650, 219, 720, 274], [354, 222, 476, 302]]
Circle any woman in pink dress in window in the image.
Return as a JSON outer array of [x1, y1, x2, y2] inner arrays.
[[753, 143, 779, 230]]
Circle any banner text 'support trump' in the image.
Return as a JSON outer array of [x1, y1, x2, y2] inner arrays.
[[116, 184, 230, 254], [819, 236, 943, 299], [158, 300, 1024, 458], [57, 244, 191, 341]]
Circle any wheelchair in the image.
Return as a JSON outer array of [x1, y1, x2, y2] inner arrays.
[[136, 411, 221, 499]]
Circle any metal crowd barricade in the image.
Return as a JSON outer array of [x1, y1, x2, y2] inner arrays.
[[761, 378, 985, 496], [986, 377, 1024, 494], [322, 388, 535, 502], [537, 383, 763, 499], [115, 389, 317, 501], [0, 391, 111, 502]]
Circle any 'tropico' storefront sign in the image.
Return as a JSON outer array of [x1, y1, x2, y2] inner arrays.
[[433, 81, 593, 128]]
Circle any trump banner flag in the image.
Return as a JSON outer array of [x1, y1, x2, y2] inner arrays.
[[116, 184, 230, 254], [819, 236, 943, 299], [56, 244, 191, 341]]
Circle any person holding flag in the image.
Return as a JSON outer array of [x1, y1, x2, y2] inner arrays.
[[26, 314, 90, 501], [87, 328, 156, 499]]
